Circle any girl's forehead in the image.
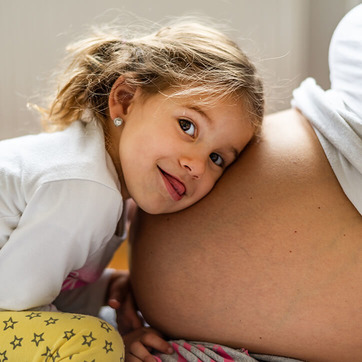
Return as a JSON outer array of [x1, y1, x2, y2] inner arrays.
[[159, 88, 242, 109]]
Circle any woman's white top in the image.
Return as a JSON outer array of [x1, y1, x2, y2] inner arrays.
[[0, 119, 124, 314], [292, 4, 362, 215]]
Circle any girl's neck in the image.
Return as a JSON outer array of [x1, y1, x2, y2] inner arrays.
[[104, 121, 130, 200]]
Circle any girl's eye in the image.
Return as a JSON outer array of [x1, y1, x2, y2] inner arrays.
[[210, 152, 224, 167], [179, 119, 196, 137]]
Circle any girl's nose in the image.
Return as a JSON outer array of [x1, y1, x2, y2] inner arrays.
[[180, 155, 206, 179]]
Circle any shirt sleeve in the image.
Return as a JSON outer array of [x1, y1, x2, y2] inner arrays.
[[0, 179, 122, 311]]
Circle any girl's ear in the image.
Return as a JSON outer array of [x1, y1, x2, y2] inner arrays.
[[108, 76, 138, 120]]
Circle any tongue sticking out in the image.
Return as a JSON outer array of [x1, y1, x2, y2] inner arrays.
[[162, 172, 186, 196]]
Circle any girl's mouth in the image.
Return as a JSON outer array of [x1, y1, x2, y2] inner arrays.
[[158, 166, 186, 201]]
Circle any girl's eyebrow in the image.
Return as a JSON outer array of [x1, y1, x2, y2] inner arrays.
[[187, 105, 210, 124]]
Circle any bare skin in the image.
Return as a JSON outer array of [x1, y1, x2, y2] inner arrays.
[[129, 108, 362, 362]]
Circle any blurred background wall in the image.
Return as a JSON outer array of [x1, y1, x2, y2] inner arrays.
[[0, 0, 360, 140]]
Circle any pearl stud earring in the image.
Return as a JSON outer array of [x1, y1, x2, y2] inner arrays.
[[113, 117, 123, 127]]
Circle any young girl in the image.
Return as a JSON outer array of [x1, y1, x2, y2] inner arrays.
[[0, 16, 264, 361]]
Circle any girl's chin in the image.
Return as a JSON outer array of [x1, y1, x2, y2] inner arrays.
[[136, 199, 191, 215]]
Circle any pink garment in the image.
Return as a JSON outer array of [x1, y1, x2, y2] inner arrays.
[[153, 340, 302, 362], [154, 340, 251, 362]]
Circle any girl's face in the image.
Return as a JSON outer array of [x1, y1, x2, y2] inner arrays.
[[118, 90, 254, 214]]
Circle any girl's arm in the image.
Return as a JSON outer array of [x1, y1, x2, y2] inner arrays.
[[106, 269, 143, 334], [110, 199, 173, 360]]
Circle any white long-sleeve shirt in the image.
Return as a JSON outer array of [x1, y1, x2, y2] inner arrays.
[[0, 119, 124, 314], [292, 5, 362, 215]]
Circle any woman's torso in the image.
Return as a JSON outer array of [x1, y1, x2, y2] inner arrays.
[[130, 109, 362, 362]]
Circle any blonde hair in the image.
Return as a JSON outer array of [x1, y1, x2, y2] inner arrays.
[[40, 17, 264, 134]]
